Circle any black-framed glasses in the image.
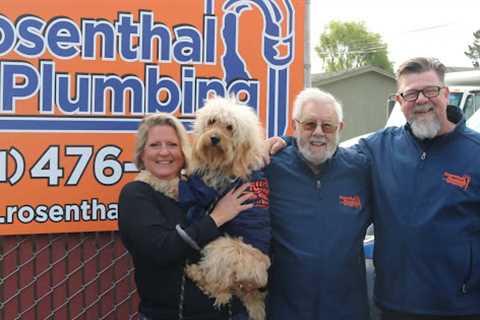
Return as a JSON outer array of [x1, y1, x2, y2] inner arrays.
[[399, 86, 445, 102], [295, 119, 338, 133]]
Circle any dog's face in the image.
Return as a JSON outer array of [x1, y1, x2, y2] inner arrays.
[[194, 108, 236, 171], [193, 97, 264, 178]]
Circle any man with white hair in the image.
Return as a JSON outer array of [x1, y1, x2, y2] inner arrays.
[[265, 88, 372, 320]]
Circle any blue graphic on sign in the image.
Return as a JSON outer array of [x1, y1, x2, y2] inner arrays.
[[220, 0, 294, 136]]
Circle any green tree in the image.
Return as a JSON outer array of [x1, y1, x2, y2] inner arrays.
[[315, 21, 393, 73], [465, 29, 480, 68]]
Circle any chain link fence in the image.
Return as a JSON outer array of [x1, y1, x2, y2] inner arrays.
[[0, 232, 139, 320]]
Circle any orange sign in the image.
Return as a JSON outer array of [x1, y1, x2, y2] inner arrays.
[[0, 0, 304, 235]]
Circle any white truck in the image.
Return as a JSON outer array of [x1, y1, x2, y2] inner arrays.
[[445, 70, 480, 119]]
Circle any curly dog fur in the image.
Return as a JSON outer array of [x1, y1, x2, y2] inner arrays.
[[187, 237, 270, 320], [185, 96, 270, 320]]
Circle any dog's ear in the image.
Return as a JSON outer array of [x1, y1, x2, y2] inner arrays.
[[232, 125, 265, 178], [190, 137, 204, 172], [233, 141, 253, 179]]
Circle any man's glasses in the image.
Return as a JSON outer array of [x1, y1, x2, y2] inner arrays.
[[399, 86, 444, 102], [295, 119, 338, 133]]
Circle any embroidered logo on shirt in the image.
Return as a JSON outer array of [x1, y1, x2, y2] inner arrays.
[[249, 179, 269, 208], [339, 195, 361, 209], [443, 172, 471, 190]]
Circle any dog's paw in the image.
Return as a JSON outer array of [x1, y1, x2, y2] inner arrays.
[[213, 291, 232, 307], [238, 290, 266, 320], [185, 264, 202, 282]]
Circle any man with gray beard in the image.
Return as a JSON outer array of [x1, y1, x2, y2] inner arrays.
[[357, 57, 480, 319], [265, 88, 372, 320]]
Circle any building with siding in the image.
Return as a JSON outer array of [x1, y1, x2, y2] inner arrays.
[[312, 65, 396, 141]]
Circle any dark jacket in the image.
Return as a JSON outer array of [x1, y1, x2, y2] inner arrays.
[[265, 143, 372, 320], [358, 108, 480, 315], [179, 170, 271, 255], [118, 180, 229, 320]]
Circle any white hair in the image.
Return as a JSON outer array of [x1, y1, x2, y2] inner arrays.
[[292, 88, 343, 122]]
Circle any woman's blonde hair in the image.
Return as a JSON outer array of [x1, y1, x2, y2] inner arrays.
[[134, 113, 191, 174]]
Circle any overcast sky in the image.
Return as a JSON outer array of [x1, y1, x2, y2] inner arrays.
[[309, 0, 480, 73]]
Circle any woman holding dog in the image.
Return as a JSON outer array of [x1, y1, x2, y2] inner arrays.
[[118, 113, 253, 320]]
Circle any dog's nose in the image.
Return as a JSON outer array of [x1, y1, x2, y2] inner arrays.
[[210, 136, 220, 145]]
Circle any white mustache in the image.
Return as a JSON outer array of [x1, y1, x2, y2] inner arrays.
[[309, 137, 327, 144], [413, 104, 434, 112]]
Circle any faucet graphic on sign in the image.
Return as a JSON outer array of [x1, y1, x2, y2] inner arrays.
[[205, 0, 295, 137]]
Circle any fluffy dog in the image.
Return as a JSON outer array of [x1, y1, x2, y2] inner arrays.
[[182, 96, 271, 320]]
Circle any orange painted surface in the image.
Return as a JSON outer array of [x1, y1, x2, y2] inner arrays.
[[0, 0, 304, 235]]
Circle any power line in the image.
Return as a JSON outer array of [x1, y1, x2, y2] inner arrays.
[[315, 44, 389, 56]]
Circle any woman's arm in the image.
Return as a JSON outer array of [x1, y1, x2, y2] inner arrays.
[[118, 182, 218, 266], [118, 181, 255, 266]]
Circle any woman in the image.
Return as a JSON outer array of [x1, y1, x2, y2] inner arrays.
[[118, 113, 253, 320]]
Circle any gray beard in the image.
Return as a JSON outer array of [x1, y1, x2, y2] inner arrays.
[[297, 134, 339, 166], [410, 117, 441, 139], [299, 144, 335, 166]]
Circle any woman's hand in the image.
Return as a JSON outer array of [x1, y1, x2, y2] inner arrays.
[[210, 183, 255, 227]]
